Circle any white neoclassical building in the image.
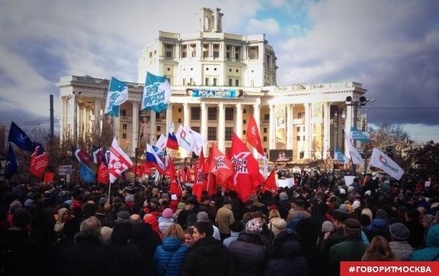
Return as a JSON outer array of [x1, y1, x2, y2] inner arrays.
[[57, 8, 367, 163]]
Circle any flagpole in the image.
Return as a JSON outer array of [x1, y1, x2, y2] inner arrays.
[[342, 129, 357, 178], [107, 181, 112, 202]]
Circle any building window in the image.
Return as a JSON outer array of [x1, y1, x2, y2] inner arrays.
[[225, 107, 234, 120], [300, 151, 305, 159], [225, 127, 233, 141], [208, 127, 217, 140], [213, 78, 217, 86], [298, 112, 305, 119], [243, 119, 246, 124], [235, 79, 239, 86], [229, 78, 233, 86], [297, 127, 301, 132], [213, 44, 219, 58], [182, 45, 187, 58], [208, 107, 217, 120], [178, 118, 182, 123], [178, 108, 182, 113], [264, 114, 269, 121], [192, 126, 200, 133], [122, 124, 127, 130], [235, 46, 241, 59], [205, 77, 209, 86], [165, 43, 173, 59], [122, 133, 127, 139], [263, 136, 267, 142], [263, 128, 267, 134], [120, 109, 127, 117], [249, 46, 258, 59], [297, 136, 300, 141], [203, 43, 209, 58], [157, 126, 161, 132], [191, 107, 200, 120], [191, 44, 196, 57]]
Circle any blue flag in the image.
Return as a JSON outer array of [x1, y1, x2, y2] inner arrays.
[[5, 144, 18, 180], [350, 127, 370, 143], [104, 77, 129, 117], [334, 148, 348, 163], [79, 162, 95, 184], [8, 122, 34, 152], [141, 72, 171, 113]]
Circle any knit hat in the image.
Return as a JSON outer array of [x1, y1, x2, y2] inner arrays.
[[196, 211, 209, 222], [279, 192, 288, 201], [389, 222, 410, 241], [101, 226, 113, 244], [161, 208, 173, 219], [361, 208, 373, 220], [333, 209, 349, 222], [344, 218, 362, 236], [116, 210, 130, 220], [58, 208, 69, 218], [375, 209, 387, 219], [322, 220, 335, 233], [352, 200, 361, 210], [245, 218, 263, 234], [177, 202, 185, 210]]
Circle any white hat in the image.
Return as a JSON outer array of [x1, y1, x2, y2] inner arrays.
[[352, 200, 361, 210]]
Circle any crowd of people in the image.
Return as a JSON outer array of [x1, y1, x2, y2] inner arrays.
[[0, 169, 438, 276]]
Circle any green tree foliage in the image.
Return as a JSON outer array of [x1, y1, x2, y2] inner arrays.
[[405, 141, 439, 181]]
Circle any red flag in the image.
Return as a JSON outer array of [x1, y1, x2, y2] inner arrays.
[[97, 162, 109, 184], [30, 146, 49, 177], [43, 172, 54, 183], [209, 143, 234, 186], [246, 115, 264, 156], [227, 133, 264, 202], [261, 170, 277, 195], [166, 156, 182, 197]]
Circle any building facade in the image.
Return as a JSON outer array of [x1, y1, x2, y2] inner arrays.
[[57, 8, 367, 163]]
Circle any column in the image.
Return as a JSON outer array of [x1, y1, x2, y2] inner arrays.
[[304, 103, 311, 158], [253, 101, 261, 157], [286, 104, 294, 150], [218, 103, 225, 152], [235, 103, 243, 138], [201, 103, 207, 144], [132, 102, 139, 155], [150, 110, 156, 144], [183, 103, 190, 127], [94, 99, 101, 133], [269, 104, 276, 150], [344, 104, 353, 157], [166, 103, 173, 132], [323, 102, 331, 158]]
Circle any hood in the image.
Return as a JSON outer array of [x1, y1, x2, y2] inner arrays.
[[270, 217, 287, 229], [426, 224, 439, 247], [371, 218, 388, 228], [161, 236, 183, 251]]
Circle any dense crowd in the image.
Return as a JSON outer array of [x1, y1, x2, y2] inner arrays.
[[0, 170, 438, 276]]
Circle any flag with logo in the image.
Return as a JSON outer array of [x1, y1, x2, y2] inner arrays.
[[5, 144, 18, 180], [175, 124, 195, 153], [209, 143, 234, 186], [227, 133, 264, 202], [8, 122, 34, 152], [155, 134, 167, 151], [97, 153, 110, 185], [344, 132, 363, 166], [104, 77, 129, 117], [141, 72, 172, 113], [190, 129, 208, 156], [29, 145, 49, 178], [72, 146, 91, 165], [108, 138, 133, 183], [246, 115, 264, 156], [369, 148, 404, 180]]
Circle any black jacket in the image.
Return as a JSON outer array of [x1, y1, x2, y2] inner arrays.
[[229, 232, 269, 276]]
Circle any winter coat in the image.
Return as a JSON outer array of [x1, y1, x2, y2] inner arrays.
[[215, 205, 235, 235], [154, 237, 188, 276], [181, 236, 236, 276], [59, 234, 122, 276], [389, 241, 414, 260], [264, 229, 309, 276], [108, 243, 145, 276], [229, 232, 270, 276], [329, 237, 367, 276], [411, 223, 439, 261], [268, 217, 287, 236], [364, 218, 390, 241], [130, 223, 162, 276]]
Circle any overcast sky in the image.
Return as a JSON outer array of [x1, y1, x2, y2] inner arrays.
[[1, 0, 438, 142]]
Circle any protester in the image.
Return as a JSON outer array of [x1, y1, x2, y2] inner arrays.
[[388, 222, 414, 260], [267, 208, 287, 236], [362, 235, 395, 261], [223, 221, 244, 248], [411, 223, 439, 261], [181, 221, 236, 276], [215, 198, 235, 241]]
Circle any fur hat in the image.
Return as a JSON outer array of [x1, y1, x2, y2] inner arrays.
[[196, 211, 209, 222], [343, 218, 361, 236], [101, 226, 113, 244], [161, 208, 173, 219], [245, 218, 263, 234], [389, 222, 410, 241], [321, 220, 335, 233], [361, 208, 373, 220], [375, 209, 387, 219]]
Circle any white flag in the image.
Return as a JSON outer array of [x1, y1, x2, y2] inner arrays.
[[108, 138, 133, 183], [369, 148, 404, 180], [344, 132, 363, 165], [175, 125, 195, 153], [190, 128, 208, 156], [155, 134, 167, 151]]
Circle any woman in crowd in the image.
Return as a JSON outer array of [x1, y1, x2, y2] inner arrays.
[[362, 235, 395, 261], [154, 223, 189, 276]]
